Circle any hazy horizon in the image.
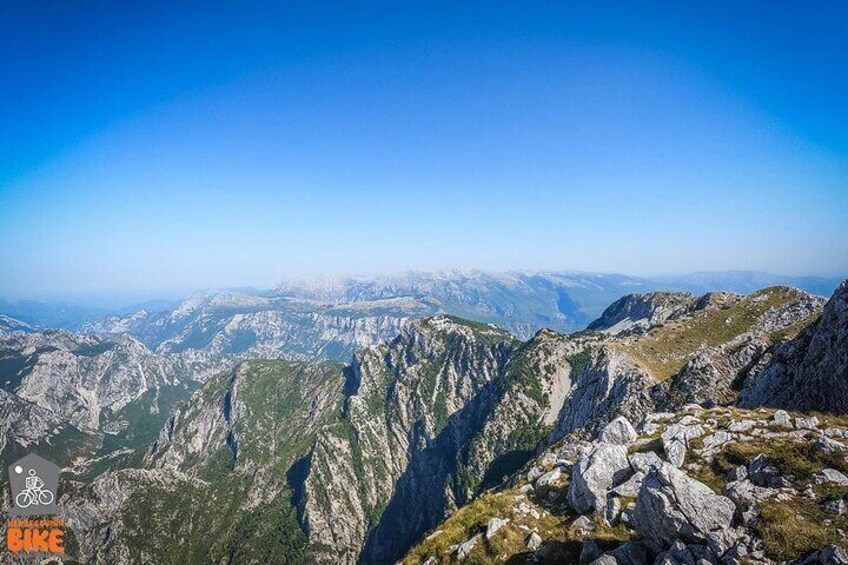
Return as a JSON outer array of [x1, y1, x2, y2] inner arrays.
[[1, 268, 845, 311], [3, 265, 848, 304], [2, 3, 846, 296]]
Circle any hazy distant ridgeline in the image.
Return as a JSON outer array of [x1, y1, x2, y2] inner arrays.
[[3, 272, 843, 338]]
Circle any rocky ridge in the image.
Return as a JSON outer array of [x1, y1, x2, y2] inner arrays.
[[81, 292, 427, 362], [305, 317, 573, 564], [402, 283, 846, 564], [739, 280, 848, 413], [586, 292, 701, 336]]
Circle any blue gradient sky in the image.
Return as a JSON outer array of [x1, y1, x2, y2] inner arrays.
[[1, 1, 846, 297]]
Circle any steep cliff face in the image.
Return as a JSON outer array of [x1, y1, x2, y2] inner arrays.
[[302, 319, 614, 564], [738, 280, 848, 413], [0, 388, 100, 484], [549, 345, 657, 442], [155, 299, 426, 361], [302, 316, 520, 563], [67, 359, 347, 564], [0, 388, 65, 453], [146, 360, 346, 472], [0, 330, 204, 435]]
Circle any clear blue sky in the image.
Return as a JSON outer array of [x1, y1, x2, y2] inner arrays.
[[1, 1, 846, 297]]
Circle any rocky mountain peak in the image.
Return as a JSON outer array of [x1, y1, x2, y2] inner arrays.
[[739, 279, 848, 413], [410, 314, 514, 342], [587, 291, 698, 336], [694, 290, 743, 311]]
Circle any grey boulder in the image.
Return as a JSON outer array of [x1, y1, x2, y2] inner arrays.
[[569, 443, 632, 515], [580, 539, 602, 564], [662, 422, 705, 468], [599, 416, 638, 446], [485, 517, 509, 540], [456, 534, 480, 560], [814, 469, 848, 486], [632, 463, 736, 547], [748, 454, 791, 488], [794, 544, 848, 565]]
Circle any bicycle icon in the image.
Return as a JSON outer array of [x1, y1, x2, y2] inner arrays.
[[14, 468, 55, 508]]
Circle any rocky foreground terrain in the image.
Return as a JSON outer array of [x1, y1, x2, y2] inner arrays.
[[0, 279, 845, 564], [404, 407, 848, 564]]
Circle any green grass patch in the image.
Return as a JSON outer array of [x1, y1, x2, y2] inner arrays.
[[714, 440, 848, 486], [757, 498, 847, 562], [402, 488, 634, 564]]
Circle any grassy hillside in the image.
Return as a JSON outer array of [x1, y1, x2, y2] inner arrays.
[[618, 287, 814, 381]]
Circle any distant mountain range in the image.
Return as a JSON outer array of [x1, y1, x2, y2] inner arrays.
[[4, 270, 831, 364], [0, 299, 110, 331], [3, 270, 841, 335]]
